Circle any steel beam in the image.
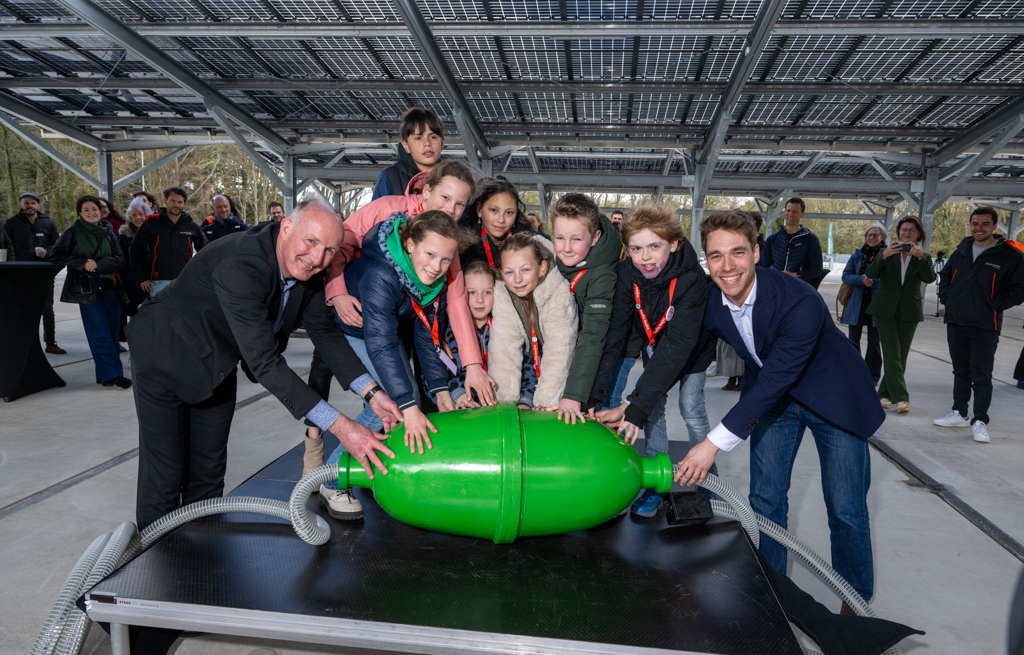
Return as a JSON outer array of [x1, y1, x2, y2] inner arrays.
[[697, 0, 787, 164], [0, 110, 101, 187], [537, 183, 549, 228], [112, 146, 190, 191], [96, 150, 114, 200], [101, 139, 226, 152], [0, 20, 1019, 39], [1008, 209, 1021, 239], [392, 0, 489, 161], [0, 93, 102, 149], [870, 159, 920, 207], [919, 165, 939, 251], [526, 147, 540, 174], [5, 76, 1024, 98], [208, 105, 290, 195], [49, 0, 288, 152], [282, 154, 296, 213], [929, 97, 1024, 167], [933, 114, 1024, 207]]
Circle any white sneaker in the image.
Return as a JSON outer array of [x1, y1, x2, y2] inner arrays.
[[972, 421, 990, 443], [933, 411, 971, 428], [880, 398, 892, 409], [318, 484, 363, 520]]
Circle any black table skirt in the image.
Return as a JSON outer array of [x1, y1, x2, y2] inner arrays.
[[0, 262, 65, 401]]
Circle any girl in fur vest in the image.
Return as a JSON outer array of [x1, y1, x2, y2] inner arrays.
[[488, 233, 578, 409]]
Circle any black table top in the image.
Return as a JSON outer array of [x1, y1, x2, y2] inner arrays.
[[86, 438, 800, 654]]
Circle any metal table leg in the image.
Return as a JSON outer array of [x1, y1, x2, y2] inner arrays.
[[110, 623, 130, 655]]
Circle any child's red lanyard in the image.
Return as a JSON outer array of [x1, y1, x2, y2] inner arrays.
[[633, 277, 677, 348], [410, 297, 441, 352], [482, 227, 496, 266], [569, 269, 587, 294], [529, 319, 541, 378], [482, 316, 491, 371]]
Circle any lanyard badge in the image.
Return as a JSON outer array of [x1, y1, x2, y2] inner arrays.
[[411, 297, 458, 374], [633, 277, 678, 358]]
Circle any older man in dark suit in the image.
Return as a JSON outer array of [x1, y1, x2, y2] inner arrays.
[[127, 200, 402, 530], [677, 210, 884, 612]]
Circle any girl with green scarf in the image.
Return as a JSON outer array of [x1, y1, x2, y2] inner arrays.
[[319, 211, 470, 516], [50, 195, 131, 389]]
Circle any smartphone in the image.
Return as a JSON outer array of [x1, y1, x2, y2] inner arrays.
[[900, 242, 913, 252]]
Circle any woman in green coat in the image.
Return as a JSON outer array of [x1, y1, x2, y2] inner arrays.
[[865, 215, 936, 413]]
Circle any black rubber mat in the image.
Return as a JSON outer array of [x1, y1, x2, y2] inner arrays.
[[88, 439, 801, 654]]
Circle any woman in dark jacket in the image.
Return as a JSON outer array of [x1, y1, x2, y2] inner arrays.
[[841, 222, 886, 384], [117, 197, 152, 342], [865, 215, 936, 413], [458, 177, 532, 267], [50, 195, 131, 389], [98, 196, 125, 234]]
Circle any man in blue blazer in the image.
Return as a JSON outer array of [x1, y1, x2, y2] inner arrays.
[[677, 210, 884, 608]]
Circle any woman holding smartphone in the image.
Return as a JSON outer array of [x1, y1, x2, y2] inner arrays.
[[865, 215, 936, 413]]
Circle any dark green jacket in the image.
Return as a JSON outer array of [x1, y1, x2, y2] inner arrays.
[[555, 214, 622, 403], [865, 249, 936, 322]]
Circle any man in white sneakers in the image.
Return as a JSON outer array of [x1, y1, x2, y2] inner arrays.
[[933, 207, 1024, 442]]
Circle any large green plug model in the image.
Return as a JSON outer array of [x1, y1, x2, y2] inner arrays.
[[337, 403, 674, 543]]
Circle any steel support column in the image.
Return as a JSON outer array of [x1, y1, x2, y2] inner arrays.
[[283, 154, 296, 214], [919, 165, 939, 252], [537, 183, 550, 229], [1008, 208, 1021, 240], [884, 206, 894, 232], [96, 150, 114, 200]]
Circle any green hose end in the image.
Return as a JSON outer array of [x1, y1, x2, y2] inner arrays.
[[640, 452, 673, 493]]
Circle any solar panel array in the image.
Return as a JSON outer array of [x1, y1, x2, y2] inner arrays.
[[1, 0, 1022, 196]]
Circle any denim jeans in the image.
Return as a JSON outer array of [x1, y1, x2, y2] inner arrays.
[[79, 285, 123, 382], [323, 334, 418, 477], [644, 373, 718, 476], [600, 357, 636, 409], [749, 398, 873, 600]]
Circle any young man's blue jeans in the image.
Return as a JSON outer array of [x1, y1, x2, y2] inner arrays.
[[80, 286, 123, 382], [749, 398, 873, 600], [600, 357, 636, 409], [644, 373, 718, 477]]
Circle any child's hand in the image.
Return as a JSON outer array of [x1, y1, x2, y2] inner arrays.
[[464, 364, 496, 406], [595, 403, 626, 429], [402, 406, 436, 455], [549, 398, 586, 425], [330, 294, 363, 328], [455, 394, 479, 410], [436, 391, 456, 412]]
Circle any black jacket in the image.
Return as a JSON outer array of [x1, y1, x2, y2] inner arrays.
[[129, 208, 205, 282], [339, 216, 451, 409], [126, 222, 368, 417], [200, 213, 250, 242], [938, 235, 1024, 333], [3, 211, 60, 261], [591, 241, 716, 425], [50, 221, 127, 305]]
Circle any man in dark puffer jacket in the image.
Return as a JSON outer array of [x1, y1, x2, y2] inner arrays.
[[933, 206, 1024, 442]]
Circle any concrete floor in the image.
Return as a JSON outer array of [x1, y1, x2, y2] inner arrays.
[[1, 269, 1022, 655]]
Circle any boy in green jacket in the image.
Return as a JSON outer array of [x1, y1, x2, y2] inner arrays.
[[547, 193, 622, 422]]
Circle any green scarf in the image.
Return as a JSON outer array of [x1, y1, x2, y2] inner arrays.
[[385, 217, 444, 305], [72, 218, 113, 284]]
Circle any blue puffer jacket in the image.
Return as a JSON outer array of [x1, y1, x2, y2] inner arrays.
[[762, 225, 823, 281], [840, 247, 881, 326], [338, 214, 451, 409]]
